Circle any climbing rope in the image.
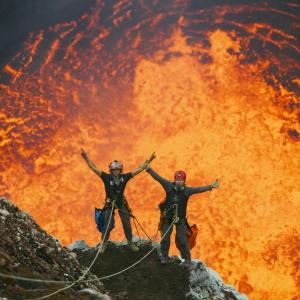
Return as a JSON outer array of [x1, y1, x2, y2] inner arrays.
[[26, 201, 116, 300], [0, 218, 175, 299], [70, 219, 175, 283], [132, 215, 155, 242], [0, 203, 181, 300], [132, 216, 142, 245]]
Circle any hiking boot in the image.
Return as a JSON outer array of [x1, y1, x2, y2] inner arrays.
[[99, 242, 108, 254], [128, 241, 139, 252], [160, 256, 169, 265], [179, 260, 193, 270]]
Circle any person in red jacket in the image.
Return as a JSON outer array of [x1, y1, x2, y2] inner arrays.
[[146, 167, 219, 269]]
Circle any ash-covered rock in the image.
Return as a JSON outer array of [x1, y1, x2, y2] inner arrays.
[[68, 240, 91, 253], [77, 288, 111, 300], [187, 260, 248, 300], [0, 196, 109, 300]]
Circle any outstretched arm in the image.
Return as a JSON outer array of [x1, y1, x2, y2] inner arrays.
[[186, 179, 219, 196], [146, 167, 173, 192], [80, 148, 102, 177], [131, 152, 156, 177]]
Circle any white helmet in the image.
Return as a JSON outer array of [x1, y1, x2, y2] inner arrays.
[[109, 160, 123, 172]]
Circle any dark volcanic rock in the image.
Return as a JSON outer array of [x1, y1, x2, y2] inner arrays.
[[76, 240, 248, 300], [0, 196, 247, 300], [0, 196, 109, 300], [78, 242, 190, 300]]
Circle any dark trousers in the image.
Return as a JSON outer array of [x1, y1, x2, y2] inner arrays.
[[161, 219, 191, 262], [101, 202, 133, 242]]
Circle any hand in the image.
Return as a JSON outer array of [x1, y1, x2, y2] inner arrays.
[[140, 160, 149, 170], [80, 148, 88, 159], [212, 179, 219, 189], [147, 152, 156, 164]]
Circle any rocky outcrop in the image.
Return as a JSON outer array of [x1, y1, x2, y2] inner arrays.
[[75, 239, 248, 300], [0, 196, 248, 300], [0, 196, 109, 299], [187, 260, 248, 300]]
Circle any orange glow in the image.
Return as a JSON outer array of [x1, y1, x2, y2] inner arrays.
[[3, 65, 21, 80], [0, 1, 299, 300]]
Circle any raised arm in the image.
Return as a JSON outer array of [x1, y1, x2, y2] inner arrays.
[[146, 167, 173, 192], [80, 148, 102, 177], [186, 179, 219, 196], [131, 152, 156, 177]]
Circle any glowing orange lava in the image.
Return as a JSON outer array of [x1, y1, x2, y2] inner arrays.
[[0, 1, 299, 299]]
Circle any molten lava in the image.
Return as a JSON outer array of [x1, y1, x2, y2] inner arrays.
[[0, 1, 299, 299]]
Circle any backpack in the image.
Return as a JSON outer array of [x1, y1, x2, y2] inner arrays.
[[94, 207, 115, 233]]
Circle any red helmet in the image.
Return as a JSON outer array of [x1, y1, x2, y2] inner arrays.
[[109, 160, 123, 171], [174, 170, 186, 181]]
